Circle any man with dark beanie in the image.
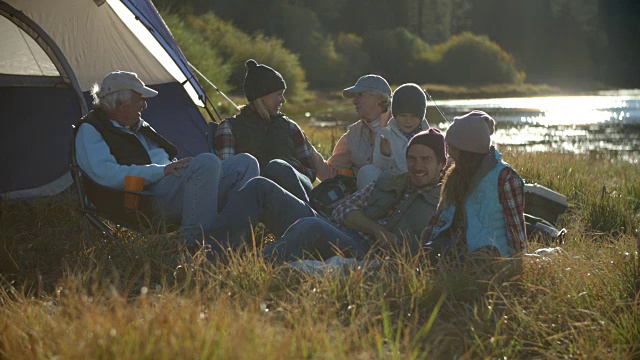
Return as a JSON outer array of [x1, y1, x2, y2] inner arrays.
[[214, 59, 316, 202], [263, 128, 447, 262], [358, 83, 430, 189]]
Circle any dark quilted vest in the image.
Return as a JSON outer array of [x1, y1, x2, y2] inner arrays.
[[80, 108, 177, 165], [76, 109, 177, 222], [228, 107, 302, 172]]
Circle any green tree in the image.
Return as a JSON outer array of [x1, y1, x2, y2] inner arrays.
[[363, 27, 432, 83], [598, 0, 640, 87], [179, 12, 308, 101], [335, 33, 372, 82], [434, 32, 525, 84]]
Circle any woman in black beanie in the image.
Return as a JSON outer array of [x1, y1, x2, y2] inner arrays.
[[214, 59, 316, 202]]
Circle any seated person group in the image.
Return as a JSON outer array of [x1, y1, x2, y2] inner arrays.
[[76, 60, 527, 266]]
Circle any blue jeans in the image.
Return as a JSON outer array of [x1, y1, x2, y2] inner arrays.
[[149, 153, 221, 243], [208, 177, 317, 253], [262, 217, 371, 263], [149, 153, 259, 244], [218, 153, 260, 211], [262, 159, 313, 203]]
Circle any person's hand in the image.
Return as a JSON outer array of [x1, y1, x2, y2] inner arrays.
[[380, 135, 391, 157], [374, 229, 399, 250], [164, 157, 192, 177]]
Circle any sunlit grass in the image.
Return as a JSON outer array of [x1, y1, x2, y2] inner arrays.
[[1, 147, 639, 358]]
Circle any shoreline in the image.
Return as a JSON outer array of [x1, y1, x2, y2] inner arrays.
[[213, 83, 639, 119]]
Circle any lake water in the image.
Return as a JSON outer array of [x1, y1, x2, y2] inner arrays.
[[307, 89, 640, 163]]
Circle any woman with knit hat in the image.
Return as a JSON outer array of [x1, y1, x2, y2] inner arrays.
[[357, 83, 430, 190], [422, 110, 527, 264], [214, 59, 316, 202]]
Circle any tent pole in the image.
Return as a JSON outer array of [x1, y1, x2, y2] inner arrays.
[[188, 62, 240, 111]]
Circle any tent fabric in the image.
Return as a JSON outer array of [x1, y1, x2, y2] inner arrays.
[[119, 0, 205, 103], [0, 14, 58, 76], [1, 0, 209, 198], [1, 86, 79, 192], [4, 0, 174, 91]]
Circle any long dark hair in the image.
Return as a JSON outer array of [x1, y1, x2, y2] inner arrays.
[[440, 148, 486, 211]]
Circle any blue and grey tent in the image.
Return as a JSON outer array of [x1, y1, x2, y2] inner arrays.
[[1, 0, 210, 199]]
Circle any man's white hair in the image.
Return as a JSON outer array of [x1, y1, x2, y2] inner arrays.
[[90, 82, 134, 111]]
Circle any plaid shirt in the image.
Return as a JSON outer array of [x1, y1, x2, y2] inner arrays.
[[330, 182, 380, 242], [214, 113, 317, 181], [421, 166, 527, 255], [332, 182, 376, 225]]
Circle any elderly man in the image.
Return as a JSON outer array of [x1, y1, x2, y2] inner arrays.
[[263, 128, 447, 262], [75, 71, 258, 244]]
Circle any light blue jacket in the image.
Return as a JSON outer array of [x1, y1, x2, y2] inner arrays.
[[428, 148, 522, 257], [75, 120, 172, 190]]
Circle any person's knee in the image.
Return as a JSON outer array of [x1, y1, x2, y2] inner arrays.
[[263, 159, 292, 177], [242, 176, 277, 193], [191, 152, 221, 169], [187, 153, 221, 178], [356, 165, 381, 189], [228, 153, 260, 175]]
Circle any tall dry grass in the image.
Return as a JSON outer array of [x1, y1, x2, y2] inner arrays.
[[1, 147, 639, 358]]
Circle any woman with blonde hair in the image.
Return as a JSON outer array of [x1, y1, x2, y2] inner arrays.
[[215, 59, 316, 202]]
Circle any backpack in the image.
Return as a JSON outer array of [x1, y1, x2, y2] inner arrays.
[[309, 175, 358, 218]]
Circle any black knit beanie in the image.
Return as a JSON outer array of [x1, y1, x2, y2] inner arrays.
[[243, 59, 287, 102], [391, 83, 427, 120], [406, 128, 447, 163]]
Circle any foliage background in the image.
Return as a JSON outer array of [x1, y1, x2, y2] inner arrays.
[[156, 0, 639, 100]]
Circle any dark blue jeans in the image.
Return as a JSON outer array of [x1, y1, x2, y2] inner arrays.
[[262, 217, 371, 263], [208, 177, 317, 254], [262, 159, 313, 203], [218, 153, 260, 211]]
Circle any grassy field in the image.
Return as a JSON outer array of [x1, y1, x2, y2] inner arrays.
[[1, 127, 639, 358]]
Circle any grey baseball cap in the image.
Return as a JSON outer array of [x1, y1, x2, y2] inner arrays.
[[342, 74, 391, 98], [98, 71, 158, 98]]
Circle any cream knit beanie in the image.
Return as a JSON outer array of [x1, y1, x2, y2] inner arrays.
[[444, 110, 495, 154]]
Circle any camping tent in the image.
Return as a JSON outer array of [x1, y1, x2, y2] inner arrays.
[[1, 0, 210, 199]]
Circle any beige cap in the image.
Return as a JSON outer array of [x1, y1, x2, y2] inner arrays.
[[98, 71, 158, 98]]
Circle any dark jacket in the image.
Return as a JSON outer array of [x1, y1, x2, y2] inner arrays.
[[80, 108, 177, 165], [76, 109, 176, 218], [226, 107, 308, 177]]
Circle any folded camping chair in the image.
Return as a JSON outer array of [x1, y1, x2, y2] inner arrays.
[[70, 125, 177, 247]]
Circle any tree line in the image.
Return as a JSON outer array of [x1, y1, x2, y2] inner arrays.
[[156, 0, 640, 92]]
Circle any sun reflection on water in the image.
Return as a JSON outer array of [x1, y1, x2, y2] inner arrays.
[[436, 94, 640, 126], [307, 91, 640, 162], [429, 92, 640, 161]]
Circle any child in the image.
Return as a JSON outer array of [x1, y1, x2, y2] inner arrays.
[[356, 83, 430, 189]]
